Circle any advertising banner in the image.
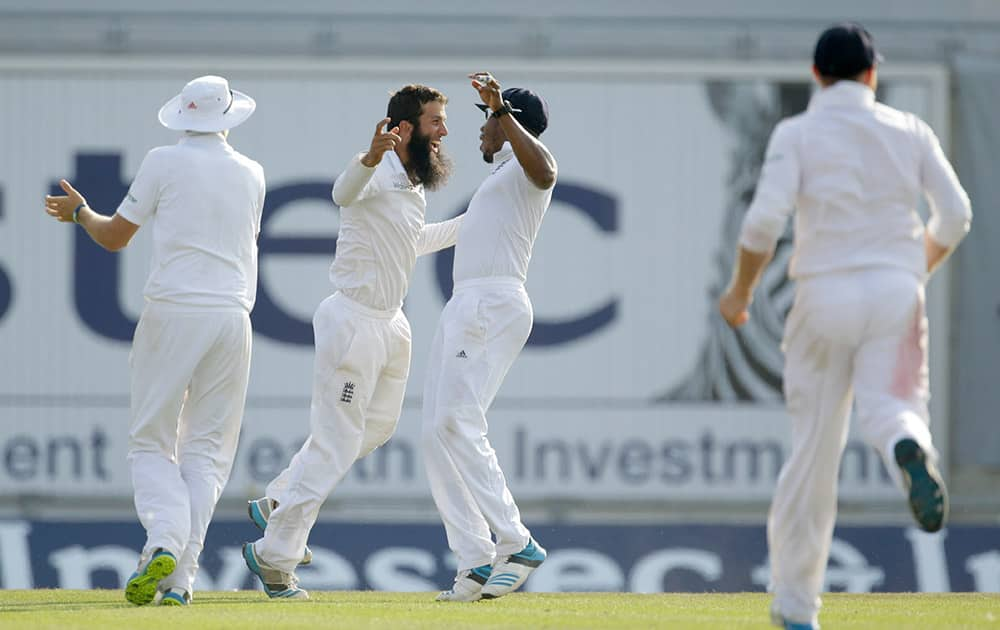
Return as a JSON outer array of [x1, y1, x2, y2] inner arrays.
[[0, 406, 898, 501], [0, 58, 950, 502], [1, 520, 996, 593]]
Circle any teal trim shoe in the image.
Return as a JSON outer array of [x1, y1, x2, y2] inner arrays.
[[247, 498, 313, 565], [159, 587, 190, 606], [436, 564, 492, 602], [895, 438, 948, 533], [242, 542, 309, 600], [481, 538, 546, 599]]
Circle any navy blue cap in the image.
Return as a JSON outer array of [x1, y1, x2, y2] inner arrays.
[[476, 87, 549, 136], [814, 22, 883, 78]]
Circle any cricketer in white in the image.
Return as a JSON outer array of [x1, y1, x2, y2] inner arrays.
[[718, 23, 972, 630], [243, 85, 462, 599], [44, 75, 266, 607], [423, 74, 557, 602]]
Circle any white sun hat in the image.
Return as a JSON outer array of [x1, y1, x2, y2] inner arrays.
[[158, 75, 256, 133]]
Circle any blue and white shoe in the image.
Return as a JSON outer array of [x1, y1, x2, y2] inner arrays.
[[481, 538, 546, 599], [242, 542, 309, 600], [770, 602, 818, 629], [894, 439, 948, 533], [248, 498, 313, 565], [158, 587, 191, 606], [436, 564, 492, 602], [125, 548, 177, 606]]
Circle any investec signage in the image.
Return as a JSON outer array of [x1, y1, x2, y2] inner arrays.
[[0, 58, 949, 502], [2, 520, 997, 593]]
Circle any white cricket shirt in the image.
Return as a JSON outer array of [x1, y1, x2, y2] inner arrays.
[[453, 144, 555, 284], [740, 80, 971, 279], [116, 132, 266, 311], [331, 151, 462, 311]]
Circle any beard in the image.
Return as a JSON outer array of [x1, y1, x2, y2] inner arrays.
[[407, 128, 453, 191]]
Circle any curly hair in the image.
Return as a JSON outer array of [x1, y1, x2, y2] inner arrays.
[[386, 84, 447, 131]]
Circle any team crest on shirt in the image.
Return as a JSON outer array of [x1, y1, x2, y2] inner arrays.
[[340, 381, 356, 404], [391, 174, 415, 191]]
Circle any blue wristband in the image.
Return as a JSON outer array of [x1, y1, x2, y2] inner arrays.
[[72, 203, 86, 224]]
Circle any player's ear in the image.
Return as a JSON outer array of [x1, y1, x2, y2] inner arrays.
[[395, 119, 413, 143]]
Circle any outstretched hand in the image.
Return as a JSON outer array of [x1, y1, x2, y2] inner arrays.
[[361, 117, 402, 168], [44, 179, 87, 223], [469, 72, 503, 112]]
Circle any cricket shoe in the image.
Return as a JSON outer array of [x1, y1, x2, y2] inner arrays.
[[894, 438, 948, 533], [242, 542, 309, 600], [769, 602, 817, 629], [125, 548, 176, 606], [435, 564, 492, 602], [481, 538, 546, 599], [158, 587, 191, 606], [248, 497, 313, 565]]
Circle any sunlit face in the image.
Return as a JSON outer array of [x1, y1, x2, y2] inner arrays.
[[478, 113, 507, 164], [415, 100, 448, 155], [405, 100, 452, 191]]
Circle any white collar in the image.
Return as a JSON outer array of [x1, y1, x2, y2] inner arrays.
[[491, 143, 514, 172], [808, 81, 876, 112], [179, 132, 228, 146]]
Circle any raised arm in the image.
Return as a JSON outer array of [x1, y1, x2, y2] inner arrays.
[[332, 117, 401, 207], [471, 73, 557, 190]]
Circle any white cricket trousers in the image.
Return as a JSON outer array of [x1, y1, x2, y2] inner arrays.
[[256, 292, 411, 573], [127, 301, 252, 594], [422, 277, 534, 571], [769, 267, 936, 625]]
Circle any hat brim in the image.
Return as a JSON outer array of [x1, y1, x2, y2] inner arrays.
[[158, 89, 256, 132]]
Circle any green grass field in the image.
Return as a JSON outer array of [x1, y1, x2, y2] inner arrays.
[[0, 590, 998, 629]]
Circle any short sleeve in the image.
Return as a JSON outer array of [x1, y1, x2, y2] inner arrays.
[[116, 149, 165, 226]]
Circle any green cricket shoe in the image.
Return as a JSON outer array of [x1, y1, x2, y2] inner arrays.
[[125, 548, 177, 606]]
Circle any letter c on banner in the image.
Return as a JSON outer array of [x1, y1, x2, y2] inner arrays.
[[0, 188, 14, 321], [434, 181, 619, 347], [0, 186, 10, 322], [0, 267, 10, 323], [253, 182, 338, 345]]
